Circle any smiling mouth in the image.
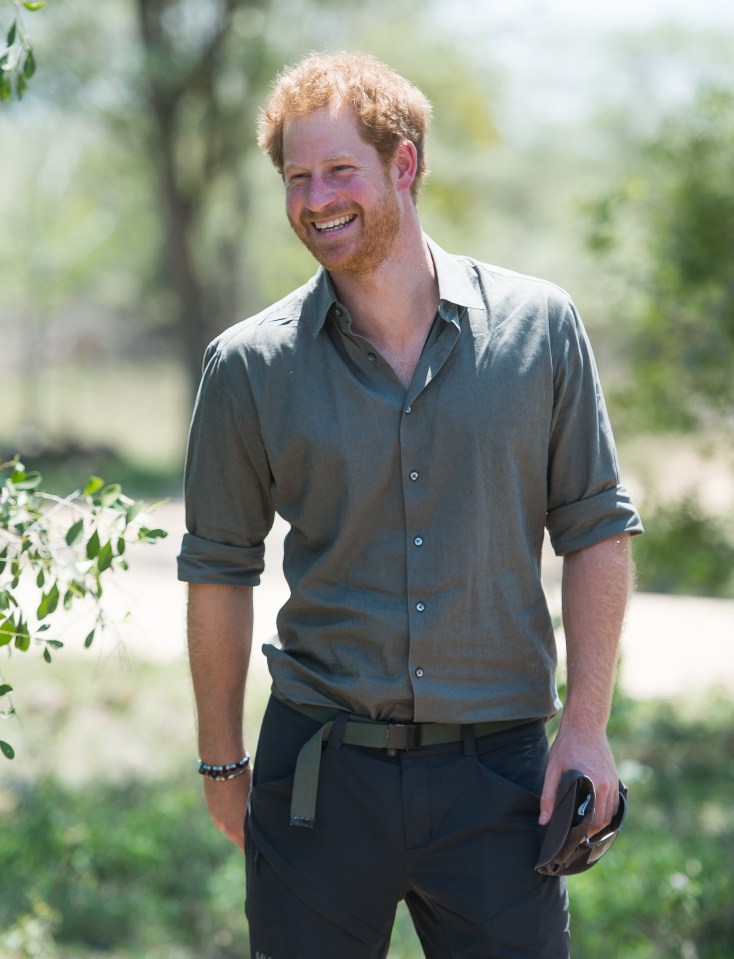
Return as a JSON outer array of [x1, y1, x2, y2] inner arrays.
[[313, 214, 357, 233]]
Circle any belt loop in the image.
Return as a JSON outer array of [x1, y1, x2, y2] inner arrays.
[[462, 724, 477, 756], [327, 711, 349, 751]]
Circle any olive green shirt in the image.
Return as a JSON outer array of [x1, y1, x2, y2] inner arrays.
[[178, 237, 643, 723]]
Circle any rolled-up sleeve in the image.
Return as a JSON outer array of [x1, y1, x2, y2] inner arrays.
[[545, 302, 643, 555], [177, 337, 275, 586]]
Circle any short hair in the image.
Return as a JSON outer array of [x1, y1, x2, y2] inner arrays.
[[257, 52, 432, 199]]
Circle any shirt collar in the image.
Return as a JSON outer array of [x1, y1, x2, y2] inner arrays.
[[425, 235, 485, 315], [305, 234, 486, 338], [305, 270, 339, 338]]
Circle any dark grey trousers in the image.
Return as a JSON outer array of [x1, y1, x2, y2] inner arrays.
[[245, 696, 570, 959]]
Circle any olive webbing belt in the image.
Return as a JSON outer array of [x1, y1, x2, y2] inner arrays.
[[279, 695, 530, 828]]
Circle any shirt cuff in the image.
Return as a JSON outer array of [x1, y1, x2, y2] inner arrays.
[[177, 532, 265, 586], [547, 485, 644, 556]]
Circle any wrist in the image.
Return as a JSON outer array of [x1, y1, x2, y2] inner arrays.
[[197, 753, 250, 781]]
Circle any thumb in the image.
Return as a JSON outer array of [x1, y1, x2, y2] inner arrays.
[[539, 764, 561, 826]]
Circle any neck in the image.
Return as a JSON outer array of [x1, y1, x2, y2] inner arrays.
[[329, 226, 438, 348]]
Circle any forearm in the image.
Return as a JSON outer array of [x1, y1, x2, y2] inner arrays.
[[560, 534, 633, 730], [187, 582, 254, 762], [539, 535, 633, 828]]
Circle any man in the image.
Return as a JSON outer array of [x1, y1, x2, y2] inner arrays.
[[178, 51, 643, 959]]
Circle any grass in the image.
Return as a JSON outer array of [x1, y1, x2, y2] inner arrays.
[[1, 650, 733, 959]]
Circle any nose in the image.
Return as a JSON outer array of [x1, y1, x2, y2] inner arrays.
[[306, 174, 337, 213]]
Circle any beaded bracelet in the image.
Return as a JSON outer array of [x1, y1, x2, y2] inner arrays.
[[197, 753, 250, 781]]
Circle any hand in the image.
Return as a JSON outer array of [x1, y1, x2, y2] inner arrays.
[[202, 769, 252, 854], [539, 719, 619, 839]]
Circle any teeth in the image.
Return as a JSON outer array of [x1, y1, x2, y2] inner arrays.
[[314, 214, 355, 232]]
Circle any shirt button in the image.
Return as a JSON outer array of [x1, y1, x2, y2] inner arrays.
[[367, 352, 376, 362], [409, 471, 419, 481], [415, 667, 424, 678], [413, 536, 423, 547], [416, 602, 425, 612], [405, 406, 413, 415]]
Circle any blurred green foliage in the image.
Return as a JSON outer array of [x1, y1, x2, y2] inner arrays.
[[3, 1, 733, 479], [1, 690, 732, 958], [633, 497, 734, 598], [0, 779, 247, 958], [587, 85, 734, 435]]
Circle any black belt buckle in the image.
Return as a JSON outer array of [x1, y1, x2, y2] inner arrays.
[[386, 723, 422, 752]]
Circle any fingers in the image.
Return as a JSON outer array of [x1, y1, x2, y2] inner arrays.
[[539, 758, 562, 826], [223, 822, 246, 855], [539, 722, 619, 836], [588, 779, 619, 839], [203, 773, 251, 854]]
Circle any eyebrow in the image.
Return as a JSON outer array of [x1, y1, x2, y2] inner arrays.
[[283, 152, 357, 171]]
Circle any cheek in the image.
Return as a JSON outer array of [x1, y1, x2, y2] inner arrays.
[[285, 192, 304, 224]]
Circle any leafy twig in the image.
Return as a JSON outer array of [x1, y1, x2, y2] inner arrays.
[[1, 0, 46, 102], [0, 456, 167, 758]]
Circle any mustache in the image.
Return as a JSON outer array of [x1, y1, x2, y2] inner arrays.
[[300, 205, 356, 223]]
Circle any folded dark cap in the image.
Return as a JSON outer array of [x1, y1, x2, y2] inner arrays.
[[535, 769, 628, 877]]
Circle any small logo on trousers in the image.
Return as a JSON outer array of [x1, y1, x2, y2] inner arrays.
[[255, 952, 272, 959]]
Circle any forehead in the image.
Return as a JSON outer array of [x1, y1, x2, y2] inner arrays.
[[282, 101, 377, 168]]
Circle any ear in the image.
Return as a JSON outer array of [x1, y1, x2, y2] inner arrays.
[[393, 140, 418, 194]]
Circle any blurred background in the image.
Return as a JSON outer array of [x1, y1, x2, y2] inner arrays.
[[1, 1, 733, 957]]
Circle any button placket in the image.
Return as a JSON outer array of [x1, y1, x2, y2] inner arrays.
[[400, 386, 434, 711]]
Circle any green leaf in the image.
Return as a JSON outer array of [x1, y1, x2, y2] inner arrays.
[[14, 624, 30, 651], [97, 540, 114, 573], [23, 1, 48, 10], [65, 518, 84, 546], [37, 583, 60, 620], [12, 470, 42, 491], [0, 546, 8, 574], [86, 530, 100, 559], [0, 740, 15, 760], [0, 684, 12, 697], [0, 616, 16, 646], [125, 501, 144, 524], [43, 647, 51, 663], [7, 22, 17, 46], [46, 640, 63, 649], [138, 527, 168, 542], [83, 476, 105, 497], [84, 628, 96, 649], [116, 537, 126, 556], [23, 49, 36, 79], [100, 484, 122, 507], [36, 568, 45, 588]]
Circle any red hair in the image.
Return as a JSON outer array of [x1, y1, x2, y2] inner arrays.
[[257, 52, 432, 199]]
